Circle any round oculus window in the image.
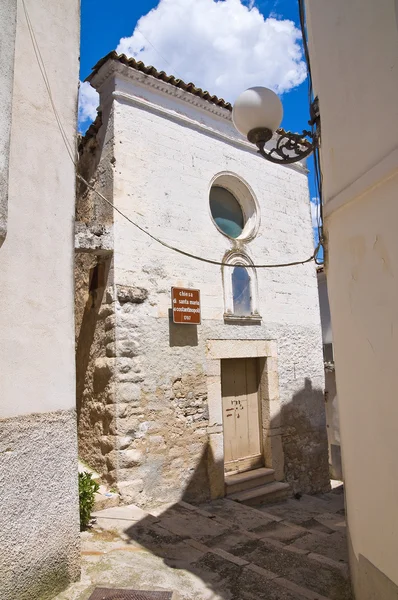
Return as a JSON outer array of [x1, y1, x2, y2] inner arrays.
[[209, 186, 245, 239]]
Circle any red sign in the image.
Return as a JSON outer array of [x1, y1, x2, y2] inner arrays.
[[171, 287, 201, 324]]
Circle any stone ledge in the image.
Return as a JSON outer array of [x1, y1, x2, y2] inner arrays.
[[75, 222, 113, 254]]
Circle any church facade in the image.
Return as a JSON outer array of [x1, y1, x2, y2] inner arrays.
[[75, 52, 329, 507]]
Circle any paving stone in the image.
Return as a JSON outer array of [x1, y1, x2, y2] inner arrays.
[[295, 494, 344, 514], [209, 547, 249, 566], [308, 553, 349, 577], [244, 562, 278, 580], [204, 530, 256, 553], [274, 577, 333, 600], [192, 552, 311, 600], [290, 531, 349, 563], [199, 498, 279, 532], [256, 520, 308, 543], [225, 537, 352, 600], [155, 504, 231, 542], [56, 493, 353, 600], [314, 513, 347, 532], [260, 499, 335, 525], [299, 518, 336, 535]]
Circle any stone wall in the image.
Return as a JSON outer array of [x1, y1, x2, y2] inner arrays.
[[75, 254, 116, 478]]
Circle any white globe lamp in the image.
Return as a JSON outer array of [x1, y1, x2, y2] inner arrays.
[[232, 87, 283, 145]]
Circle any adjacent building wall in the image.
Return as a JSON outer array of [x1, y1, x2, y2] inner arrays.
[[76, 59, 329, 507], [317, 269, 342, 480], [0, 1, 81, 598], [0, 0, 17, 246], [305, 0, 398, 597]]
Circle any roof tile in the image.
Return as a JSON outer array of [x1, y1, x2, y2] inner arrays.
[[86, 51, 233, 111]]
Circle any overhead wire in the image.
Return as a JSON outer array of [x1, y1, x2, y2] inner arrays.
[[136, 28, 185, 81], [22, 0, 320, 270]]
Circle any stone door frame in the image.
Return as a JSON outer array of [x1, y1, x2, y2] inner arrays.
[[206, 339, 284, 499]]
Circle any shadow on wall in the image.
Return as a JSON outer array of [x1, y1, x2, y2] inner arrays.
[[75, 256, 116, 477], [347, 529, 398, 600], [168, 309, 198, 347], [111, 379, 332, 600], [122, 445, 266, 600], [280, 377, 330, 494]]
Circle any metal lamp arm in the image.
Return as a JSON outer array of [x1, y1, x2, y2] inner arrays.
[[256, 130, 316, 165]]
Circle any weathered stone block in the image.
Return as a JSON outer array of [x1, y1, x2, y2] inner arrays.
[[117, 285, 148, 304], [119, 449, 144, 467], [116, 373, 145, 384], [148, 435, 165, 447], [100, 435, 115, 454], [99, 304, 113, 319], [104, 314, 115, 331], [117, 479, 145, 503], [117, 383, 141, 403], [105, 287, 115, 304], [118, 436, 132, 450], [116, 357, 134, 373], [106, 342, 116, 358], [118, 339, 140, 358], [94, 357, 114, 379]]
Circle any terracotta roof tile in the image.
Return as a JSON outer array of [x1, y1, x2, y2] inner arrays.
[[86, 51, 233, 111], [84, 52, 310, 153]]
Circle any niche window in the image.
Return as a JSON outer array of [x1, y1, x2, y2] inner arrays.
[[222, 252, 261, 322], [232, 266, 252, 316]]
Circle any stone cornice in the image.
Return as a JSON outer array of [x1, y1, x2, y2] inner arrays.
[[88, 60, 308, 175], [90, 60, 232, 121]]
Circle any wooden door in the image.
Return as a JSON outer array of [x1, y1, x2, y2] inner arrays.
[[221, 358, 263, 473]]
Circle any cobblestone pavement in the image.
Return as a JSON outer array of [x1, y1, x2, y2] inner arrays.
[[56, 483, 352, 600]]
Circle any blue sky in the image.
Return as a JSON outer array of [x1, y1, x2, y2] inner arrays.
[[79, 0, 321, 252]]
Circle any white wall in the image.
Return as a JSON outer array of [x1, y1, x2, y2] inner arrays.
[[306, 0, 398, 597], [0, 0, 79, 418], [0, 0, 17, 246], [317, 271, 333, 346], [0, 2, 81, 598]]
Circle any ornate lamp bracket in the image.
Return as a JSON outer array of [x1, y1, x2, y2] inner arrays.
[[248, 97, 320, 165]]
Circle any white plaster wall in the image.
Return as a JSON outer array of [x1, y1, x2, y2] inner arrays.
[[0, 0, 17, 246], [317, 271, 333, 346], [0, 0, 80, 418], [306, 0, 398, 204], [89, 66, 329, 498], [305, 0, 398, 595], [107, 73, 320, 334]]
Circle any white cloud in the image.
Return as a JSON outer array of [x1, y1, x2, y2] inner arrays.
[[78, 81, 99, 131], [116, 0, 306, 103], [310, 197, 321, 229]]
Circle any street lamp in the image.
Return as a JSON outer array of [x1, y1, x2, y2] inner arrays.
[[232, 86, 319, 165]]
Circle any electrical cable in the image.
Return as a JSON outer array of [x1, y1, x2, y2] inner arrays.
[[22, 0, 320, 270], [136, 28, 185, 81], [76, 174, 318, 269]]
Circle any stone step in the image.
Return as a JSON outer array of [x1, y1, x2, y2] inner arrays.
[[225, 467, 275, 494], [229, 481, 290, 506], [93, 487, 120, 512], [158, 500, 350, 599]]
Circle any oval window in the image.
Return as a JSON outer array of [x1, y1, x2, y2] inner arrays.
[[209, 186, 245, 239]]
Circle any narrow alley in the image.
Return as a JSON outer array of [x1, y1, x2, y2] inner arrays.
[[56, 483, 350, 600]]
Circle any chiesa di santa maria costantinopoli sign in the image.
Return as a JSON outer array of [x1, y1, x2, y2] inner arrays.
[[171, 287, 201, 324]]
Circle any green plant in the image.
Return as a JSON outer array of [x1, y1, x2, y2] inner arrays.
[[78, 471, 99, 530]]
